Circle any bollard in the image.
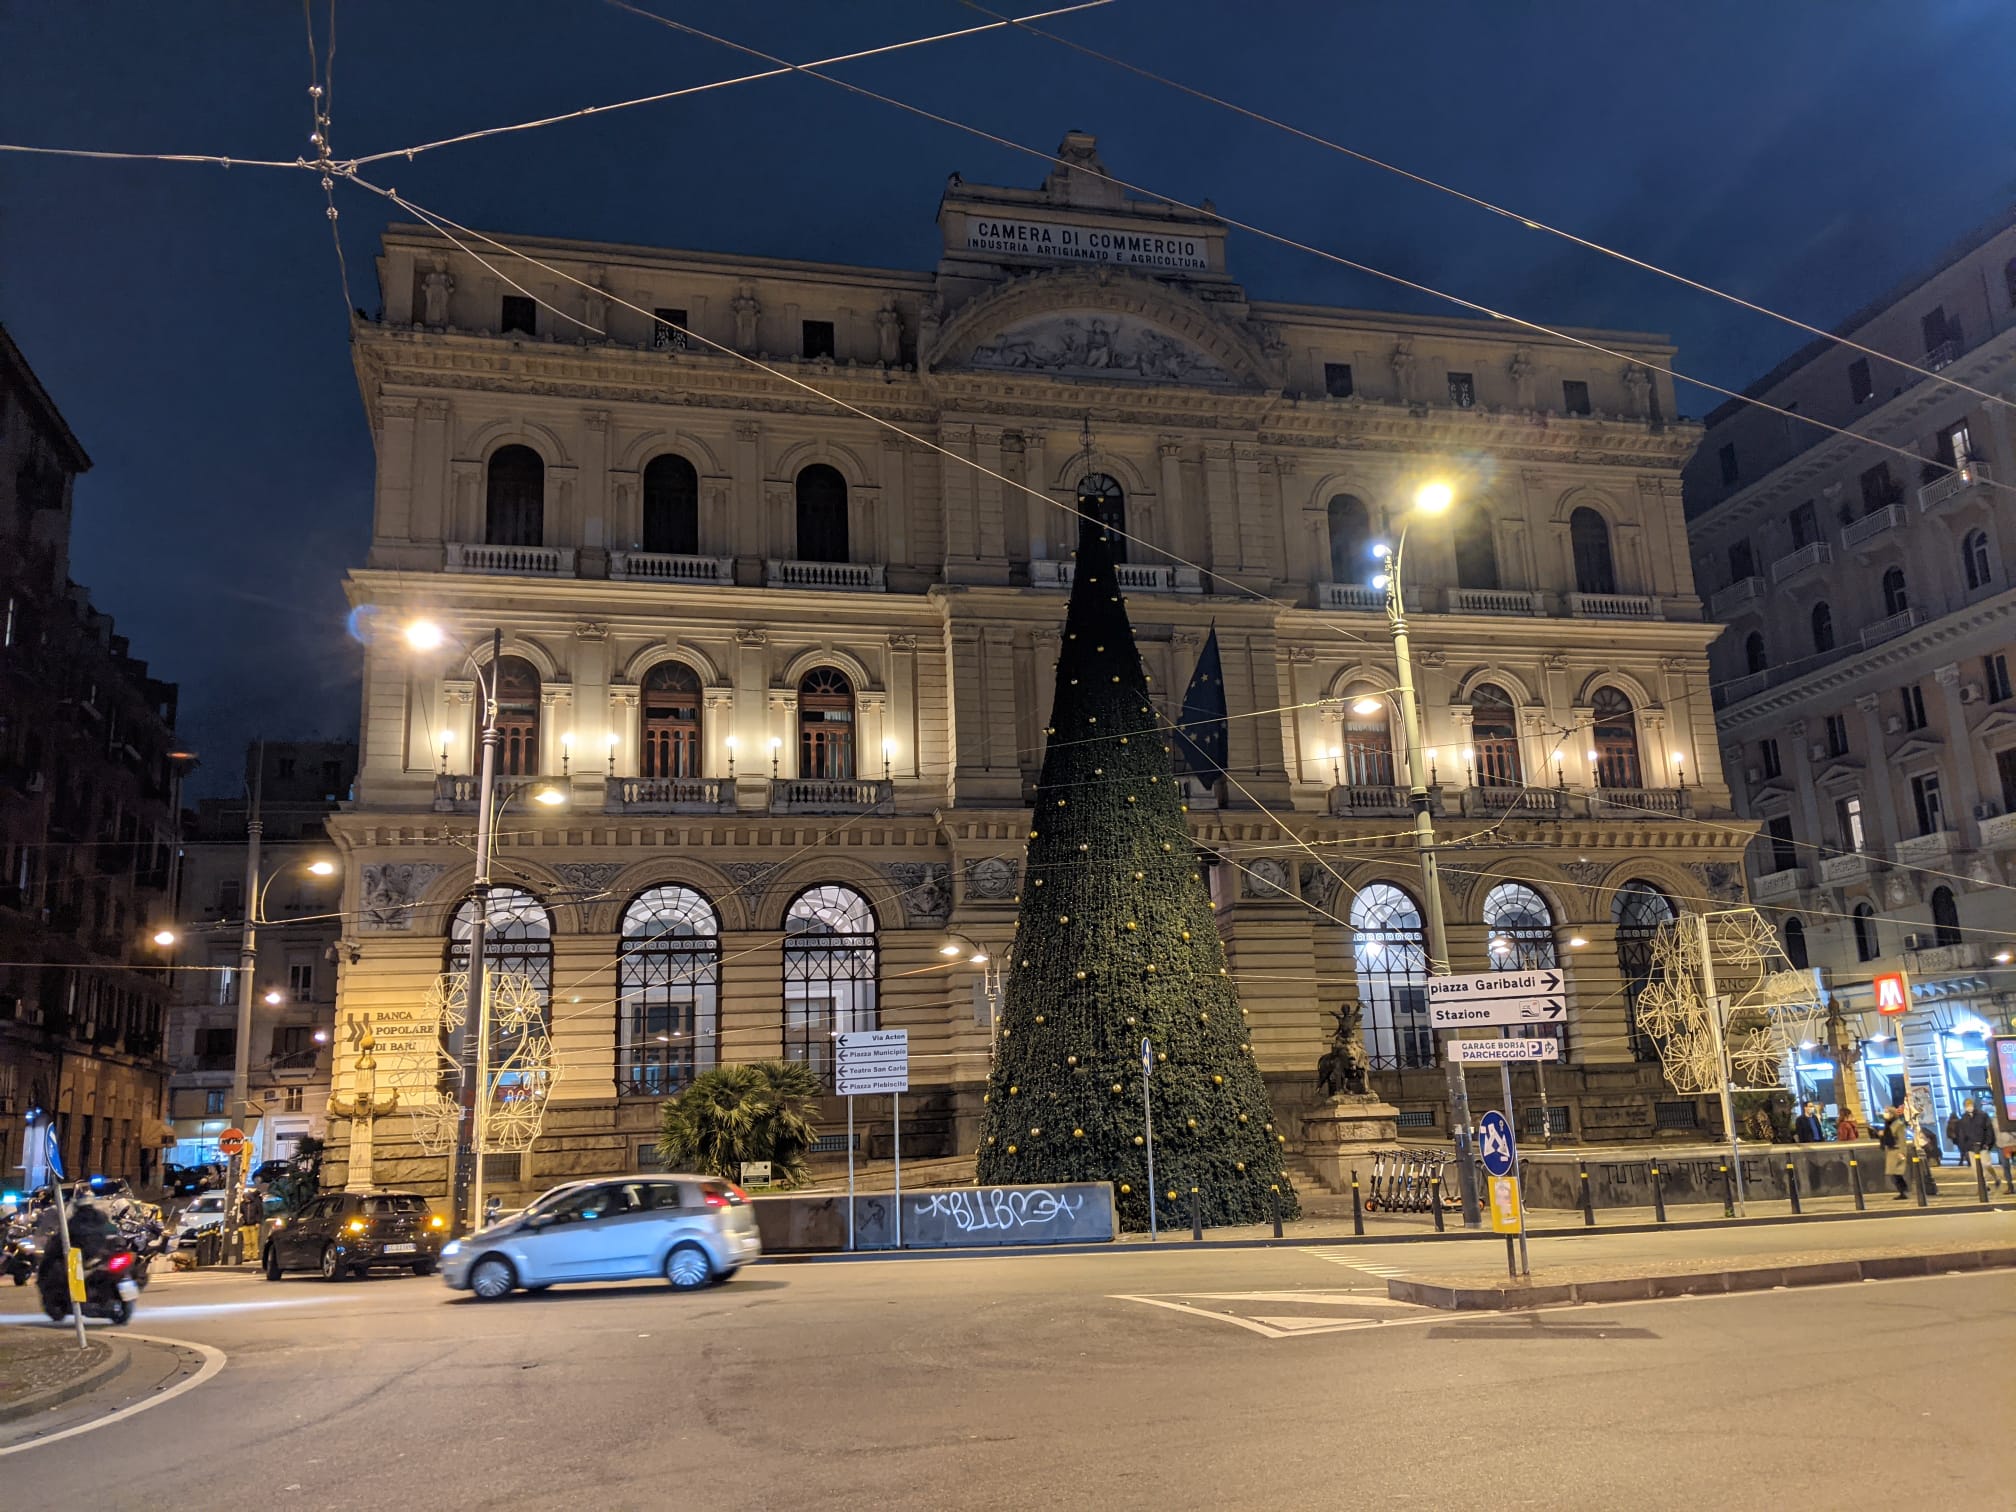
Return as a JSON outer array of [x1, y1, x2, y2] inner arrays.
[[1578, 1162, 1595, 1227], [2004, 1153, 2015, 1195], [1430, 1176, 1444, 1232], [1351, 1169, 1365, 1236], [1977, 1156, 1991, 1205], [1785, 1159, 1801, 1215], [1269, 1184, 1284, 1239], [1911, 1155, 1928, 1208], [1190, 1186, 1204, 1241], [1719, 1161, 1735, 1218], [1650, 1164, 1667, 1224], [1849, 1157, 1865, 1211]]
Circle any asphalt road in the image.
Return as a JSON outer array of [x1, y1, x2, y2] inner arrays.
[[2, 1237, 2009, 1510]]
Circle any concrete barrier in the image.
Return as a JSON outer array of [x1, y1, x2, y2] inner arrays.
[[754, 1182, 1116, 1253]]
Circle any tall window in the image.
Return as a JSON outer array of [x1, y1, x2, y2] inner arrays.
[[1077, 474, 1127, 562], [1339, 693, 1395, 787], [1350, 883, 1432, 1069], [1613, 880, 1676, 1062], [485, 445, 544, 547], [1848, 358, 1873, 404], [1929, 886, 1962, 948], [1453, 507, 1499, 590], [795, 464, 849, 563], [1811, 602, 1834, 653], [1327, 494, 1371, 582], [1483, 882, 1565, 1054], [1910, 772, 1944, 837], [1987, 653, 2013, 705], [798, 668, 855, 780], [1963, 529, 1993, 591], [1765, 816, 1797, 873], [617, 886, 720, 1096], [1590, 686, 1640, 788], [1860, 464, 1898, 513], [1788, 500, 1819, 548], [492, 657, 541, 776], [1836, 795, 1866, 853], [1901, 684, 1928, 732], [1570, 508, 1616, 595], [447, 887, 553, 1045], [641, 662, 702, 779], [1881, 566, 1909, 616], [1783, 917, 1809, 970], [1744, 633, 1767, 675], [782, 885, 878, 1080], [1852, 903, 1879, 963], [642, 454, 700, 555], [1470, 683, 1522, 787]]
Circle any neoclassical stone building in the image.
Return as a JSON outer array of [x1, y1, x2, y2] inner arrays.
[[327, 135, 1743, 1194]]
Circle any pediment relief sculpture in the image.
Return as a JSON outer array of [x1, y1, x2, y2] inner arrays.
[[963, 311, 1237, 387]]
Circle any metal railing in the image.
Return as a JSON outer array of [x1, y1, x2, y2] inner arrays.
[[1841, 503, 1905, 550], [1769, 541, 1832, 583], [1919, 458, 1992, 512], [1859, 605, 1928, 649]]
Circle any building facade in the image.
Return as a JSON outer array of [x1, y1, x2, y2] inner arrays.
[[1684, 211, 2016, 1128], [329, 136, 1741, 1196], [0, 325, 182, 1192], [163, 741, 356, 1169]]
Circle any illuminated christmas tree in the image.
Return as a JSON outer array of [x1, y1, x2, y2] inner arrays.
[[975, 514, 1299, 1229]]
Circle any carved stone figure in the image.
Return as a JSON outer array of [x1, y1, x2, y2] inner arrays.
[[420, 264, 454, 327], [964, 855, 1019, 899], [886, 862, 953, 923], [1389, 338, 1417, 402], [1621, 363, 1651, 420], [967, 313, 1232, 386], [1317, 1002, 1371, 1097], [1508, 347, 1536, 410], [876, 297, 903, 366], [360, 863, 446, 931], [582, 269, 609, 337], [1242, 857, 1291, 899], [731, 283, 761, 352]]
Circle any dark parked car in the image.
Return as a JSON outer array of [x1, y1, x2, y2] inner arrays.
[[162, 1165, 210, 1198], [262, 1190, 446, 1281], [250, 1160, 291, 1186]]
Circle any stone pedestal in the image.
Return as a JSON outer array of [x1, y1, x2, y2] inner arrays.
[[1298, 1095, 1401, 1193]]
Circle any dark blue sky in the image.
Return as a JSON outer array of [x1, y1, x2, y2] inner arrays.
[[6, 1, 2014, 794]]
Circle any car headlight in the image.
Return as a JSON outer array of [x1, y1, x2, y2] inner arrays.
[[441, 1240, 462, 1258]]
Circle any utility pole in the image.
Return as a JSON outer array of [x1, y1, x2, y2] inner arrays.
[[451, 630, 502, 1233], [225, 742, 264, 1260], [1695, 912, 1746, 1215]]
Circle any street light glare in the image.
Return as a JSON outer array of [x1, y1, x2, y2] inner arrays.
[[940, 943, 963, 956], [1414, 481, 1453, 514], [151, 928, 177, 947], [532, 786, 567, 806], [405, 619, 447, 651], [969, 952, 989, 965], [264, 989, 284, 1005], [1351, 696, 1383, 716], [307, 860, 337, 877]]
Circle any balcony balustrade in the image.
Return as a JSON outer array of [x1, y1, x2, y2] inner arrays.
[[609, 551, 734, 584], [1706, 575, 1766, 619], [769, 778, 893, 813], [1748, 866, 1806, 903], [1460, 786, 1566, 819], [605, 776, 732, 814], [1588, 786, 1684, 818], [1769, 541, 1832, 584], [1329, 784, 1410, 818], [764, 559, 886, 592], [1859, 606, 1929, 649], [1450, 588, 1540, 615], [1977, 810, 2016, 850], [1918, 458, 1993, 514], [1318, 582, 1386, 612], [432, 774, 564, 814], [1841, 503, 1905, 551], [1892, 829, 1958, 868], [445, 542, 574, 577], [1902, 940, 1985, 973], [1566, 591, 1657, 620], [1817, 850, 1877, 886], [1030, 560, 1203, 593]]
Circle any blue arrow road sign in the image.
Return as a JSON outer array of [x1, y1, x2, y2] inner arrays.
[[1141, 1037, 1153, 1075], [1478, 1110, 1516, 1178], [45, 1122, 64, 1181]]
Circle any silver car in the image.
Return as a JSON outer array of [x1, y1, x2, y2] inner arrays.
[[439, 1175, 760, 1299]]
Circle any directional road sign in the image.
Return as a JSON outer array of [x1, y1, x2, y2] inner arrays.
[[835, 1029, 909, 1096], [1477, 1110, 1516, 1177], [1427, 970, 1566, 1028], [1446, 1037, 1561, 1064]]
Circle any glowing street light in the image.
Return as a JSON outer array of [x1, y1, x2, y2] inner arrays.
[[151, 928, 178, 948], [1351, 696, 1383, 716], [1414, 480, 1453, 515], [405, 619, 447, 651], [307, 860, 337, 877]]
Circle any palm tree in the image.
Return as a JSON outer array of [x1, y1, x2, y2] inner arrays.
[[657, 1060, 823, 1186]]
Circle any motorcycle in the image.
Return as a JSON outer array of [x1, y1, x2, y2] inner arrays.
[[115, 1212, 172, 1289], [37, 1243, 141, 1326], [3, 1222, 40, 1286]]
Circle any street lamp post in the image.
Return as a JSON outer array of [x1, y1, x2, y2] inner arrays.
[[1378, 482, 1482, 1228], [941, 934, 1005, 1050]]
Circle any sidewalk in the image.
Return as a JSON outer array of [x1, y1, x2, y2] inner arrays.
[[0, 1327, 124, 1425]]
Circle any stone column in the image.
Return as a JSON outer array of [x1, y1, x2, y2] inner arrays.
[[607, 685, 640, 778], [733, 630, 770, 808], [1157, 438, 1186, 565], [941, 423, 978, 571], [579, 410, 611, 575], [1934, 662, 1984, 838], [1855, 694, 1904, 850], [703, 689, 734, 780], [1784, 719, 1825, 851], [732, 421, 764, 584], [1203, 443, 1239, 579]]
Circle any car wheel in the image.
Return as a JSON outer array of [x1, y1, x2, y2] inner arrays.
[[106, 1298, 133, 1327], [665, 1243, 713, 1291], [469, 1255, 516, 1300], [411, 1259, 437, 1277], [263, 1247, 283, 1282], [318, 1245, 346, 1282]]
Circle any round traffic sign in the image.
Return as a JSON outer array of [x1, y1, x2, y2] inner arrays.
[[1477, 1111, 1516, 1178], [217, 1128, 248, 1158]]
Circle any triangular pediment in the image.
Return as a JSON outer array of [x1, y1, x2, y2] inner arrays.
[[1812, 760, 1862, 791], [1975, 709, 2016, 744], [1890, 736, 1943, 763]]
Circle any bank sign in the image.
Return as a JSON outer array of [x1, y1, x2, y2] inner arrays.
[[964, 216, 1209, 273]]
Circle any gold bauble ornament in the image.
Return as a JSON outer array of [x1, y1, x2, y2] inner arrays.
[[1111, 1083, 1124, 1094], [1134, 871, 1144, 880], [1186, 1118, 1198, 1129], [1146, 964, 1158, 973], [1127, 795, 1136, 804], [1124, 1016, 1136, 1026], [1125, 921, 1138, 932], [1075, 970, 1088, 981], [1059, 915, 1070, 923], [1155, 1051, 1167, 1063], [1212, 1075, 1224, 1086], [1034, 1015, 1046, 1025], [1119, 1183, 1132, 1195], [1072, 1127, 1085, 1138], [1007, 1144, 1019, 1154], [1235, 1162, 1246, 1173], [1238, 1113, 1249, 1124], [1066, 1054, 1078, 1066], [1133, 1135, 1145, 1146], [1009, 1085, 1019, 1095], [1030, 1127, 1042, 1137], [1056, 799, 1067, 807]]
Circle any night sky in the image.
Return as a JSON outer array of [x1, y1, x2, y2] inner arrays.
[[6, 1, 2014, 795]]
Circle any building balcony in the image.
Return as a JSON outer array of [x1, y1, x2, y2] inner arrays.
[[1841, 503, 1906, 552], [1903, 940, 1985, 974], [1978, 809, 2016, 850], [1177, 776, 1221, 811], [1817, 850, 1877, 886], [1860, 605, 1929, 649], [1031, 560, 1203, 594], [1749, 865, 1807, 903], [1918, 458, 1993, 514], [1923, 337, 1962, 372], [604, 776, 733, 814], [1329, 784, 1410, 818], [1714, 670, 1769, 709], [1565, 591, 1657, 620], [764, 559, 886, 592], [1318, 582, 1386, 612], [1588, 786, 1686, 818], [1455, 786, 1566, 819], [1450, 588, 1540, 616], [769, 778, 893, 813], [444, 542, 575, 577], [1769, 541, 1832, 584], [609, 551, 734, 585], [1893, 829, 1959, 868], [432, 774, 565, 813], [1706, 575, 1766, 619]]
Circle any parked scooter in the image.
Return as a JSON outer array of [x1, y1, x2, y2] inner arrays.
[[2, 1220, 40, 1286]]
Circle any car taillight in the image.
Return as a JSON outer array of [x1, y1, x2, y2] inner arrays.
[[346, 1218, 367, 1233], [703, 1192, 727, 1209], [106, 1252, 133, 1274], [725, 1184, 748, 1205], [428, 1215, 446, 1229]]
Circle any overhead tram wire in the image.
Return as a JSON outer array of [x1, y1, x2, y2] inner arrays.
[[967, 2, 2016, 421], [605, 4, 2016, 517]]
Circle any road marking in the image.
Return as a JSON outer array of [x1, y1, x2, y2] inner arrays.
[[0, 1332, 224, 1458], [1307, 1250, 1411, 1278], [0, 1297, 367, 1326], [1109, 1289, 1430, 1339]]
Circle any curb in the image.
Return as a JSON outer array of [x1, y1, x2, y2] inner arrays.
[[1384, 1244, 2016, 1311], [0, 1335, 132, 1426]]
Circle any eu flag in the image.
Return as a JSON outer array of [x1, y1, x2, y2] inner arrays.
[[1174, 626, 1229, 781]]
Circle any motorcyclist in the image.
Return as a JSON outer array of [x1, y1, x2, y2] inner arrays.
[[35, 1191, 123, 1308]]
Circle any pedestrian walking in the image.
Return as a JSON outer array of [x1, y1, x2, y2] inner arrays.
[[1793, 1101, 1825, 1143], [1879, 1106, 1911, 1198], [1834, 1111, 1859, 1141], [1955, 1098, 1994, 1175], [1917, 1113, 1946, 1167]]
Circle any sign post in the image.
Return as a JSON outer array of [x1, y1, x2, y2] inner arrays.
[[1141, 1037, 1158, 1243], [1478, 1101, 1528, 1280], [1874, 970, 1915, 1121], [47, 1125, 86, 1348], [1427, 970, 1567, 1030], [835, 1029, 909, 1250]]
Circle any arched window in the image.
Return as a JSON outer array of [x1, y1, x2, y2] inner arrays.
[[1453, 507, 1500, 591], [797, 668, 855, 780], [447, 887, 553, 1042], [1963, 529, 1992, 591], [1590, 686, 1641, 788], [1930, 886, 1962, 948], [795, 463, 849, 563], [617, 886, 720, 1096], [491, 657, 541, 776], [1881, 566, 1909, 616], [1077, 473, 1127, 562], [1783, 916, 1809, 970], [1483, 881, 1564, 1055], [1327, 494, 1371, 583], [1339, 691, 1395, 788], [1744, 632, 1768, 675], [1350, 882, 1432, 1069], [485, 445, 545, 547], [783, 885, 878, 1079], [1570, 507, 1616, 595], [1852, 902, 1879, 962], [1612, 880, 1676, 1062], [1470, 683, 1523, 788], [1810, 602, 1835, 653], [641, 454, 700, 556], [641, 662, 702, 779]]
